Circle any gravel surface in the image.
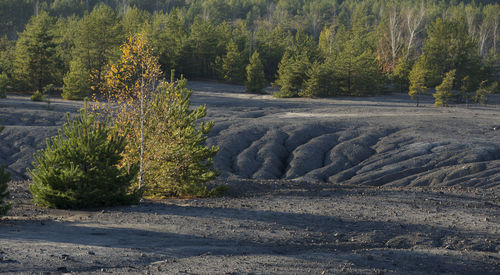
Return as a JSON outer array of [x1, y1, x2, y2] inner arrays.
[[0, 82, 499, 274]]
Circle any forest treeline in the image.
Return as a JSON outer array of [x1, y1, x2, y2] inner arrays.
[[0, 0, 498, 99]]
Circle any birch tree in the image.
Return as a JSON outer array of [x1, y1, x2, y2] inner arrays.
[[404, 3, 425, 61], [94, 33, 161, 189]]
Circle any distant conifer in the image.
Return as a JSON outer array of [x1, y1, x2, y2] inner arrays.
[[245, 51, 266, 93]]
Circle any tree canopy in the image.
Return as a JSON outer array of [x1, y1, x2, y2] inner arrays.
[[0, 0, 497, 99]]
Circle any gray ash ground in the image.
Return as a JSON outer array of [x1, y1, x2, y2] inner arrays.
[[1, 82, 499, 274]]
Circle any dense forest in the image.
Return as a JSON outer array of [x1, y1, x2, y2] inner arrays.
[[0, 0, 498, 100]]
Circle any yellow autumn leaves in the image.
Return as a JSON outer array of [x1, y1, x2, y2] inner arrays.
[[90, 33, 220, 198]]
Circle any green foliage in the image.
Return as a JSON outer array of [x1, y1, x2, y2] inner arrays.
[[254, 25, 289, 82], [474, 80, 498, 105], [318, 26, 334, 58], [408, 63, 427, 106], [0, 0, 499, 100], [334, 49, 381, 96], [53, 16, 79, 80], [274, 51, 311, 98], [62, 59, 91, 99], [221, 40, 245, 84], [122, 6, 150, 35], [97, 34, 220, 198], [329, 26, 382, 96], [63, 4, 123, 99], [182, 17, 223, 78], [0, 72, 8, 98], [30, 90, 45, 101], [0, 36, 15, 91], [28, 101, 140, 209], [302, 60, 337, 97], [459, 75, 474, 104], [415, 18, 481, 88], [0, 0, 33, 39], [393, 56, 413, 93], [14, 11, 57, 92], [144, 9, 187, 78], [434, 69, 456, 107], [141, 79, 220, 198], [245, 51, 266, 94]]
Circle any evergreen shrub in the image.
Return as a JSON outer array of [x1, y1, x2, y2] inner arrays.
[[31, 90, 45, 101], [28, 101, 140, 209]]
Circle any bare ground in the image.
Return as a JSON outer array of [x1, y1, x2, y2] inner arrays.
[[1, 82, 500, 274]]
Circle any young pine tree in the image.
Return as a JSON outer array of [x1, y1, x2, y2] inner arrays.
[[301, 60, 337, 97], [14, 11, 57, 92], [28, 101, 140, 209], [143, 79, 220, 198], [62, 4, 123, 99], [245, 51, 266, 94], [434, 69, 456, 107], [222, 40, 245, 84], [408, 65, 427, 107], [62, 59, 91, 100], [274, 51, 310, 98]]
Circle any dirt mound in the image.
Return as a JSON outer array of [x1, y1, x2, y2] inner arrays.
[[208, 123, 500, 188], [1, 85, 500, 190]]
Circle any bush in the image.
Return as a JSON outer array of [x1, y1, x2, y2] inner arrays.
[[43, 84, 56, 94], [434, 70, 455, 107], [31, 90, 46, 101], [28, 100, 140, 209], [474, 80, 498, 105]]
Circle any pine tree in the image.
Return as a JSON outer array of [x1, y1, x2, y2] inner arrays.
[[61, 59, 90, 100], [302, 60, 337, 97], [434, 69, 456, 107], [0, 124, 11, 216], [245, 51, 266, 94], [62, 4, 122, 99], [415, 18, 481, 88], [185, 17, 220, 78], [143, 79, 220, 198], [333, 29, 382, 96], [408, 64, 427, 106], [274, 51, 310, 98], [253, 25, 289, 82], [14, 11, 57, 92], [393, 55, 413, 93], [28, 100, 140, 209], [222, 39, 245, 84]]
